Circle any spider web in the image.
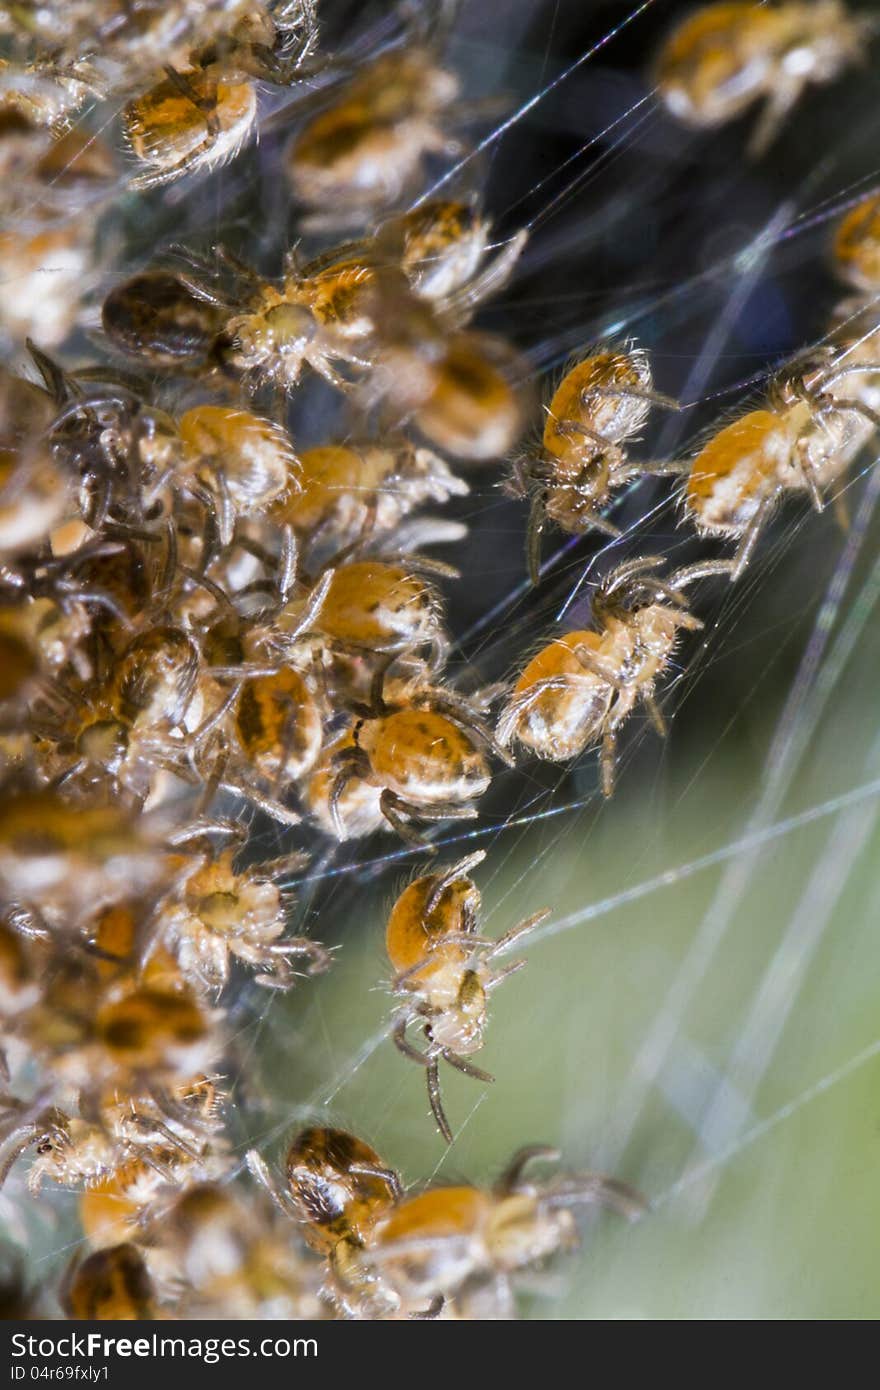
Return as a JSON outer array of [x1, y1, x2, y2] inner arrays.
[[9, 0, 880, 1320]]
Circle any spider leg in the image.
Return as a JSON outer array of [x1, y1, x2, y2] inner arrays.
[[730, 500, 774, 581], [347, 1161, 403, 1203], [246, 1148, 299, 1220], [543, 1173, 647, 1222], [266, 935, 331, 976], [601, 555, 664, 592], [495, 1145, 561, 1195], [443, 229, 528, 321], [426, 1060, 452, 1144], [162, 65, 221, 135], [391, 1014, 434, 1066], [488, 906, 550, 956], [424, 850, 486, 916], [827, 396, 880, 432], [526, 489, 546, 586], [377, 789, 431, 846], [441, 1050, 494, 1084], [484, 958, 527, 989], [219, 779, 301, 826], [571, 506, 622, 539], [0, 1125, 39, 1187], [383, 790, 479, 830], [600, 726, 618, 798], [748, 76, 805, 158], [571, 644, 622, 687], [667, 559, 736, 589], [643, 690, 667, 738]]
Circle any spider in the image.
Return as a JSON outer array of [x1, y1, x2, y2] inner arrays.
[[246, 1126, 402, 1317], [377, 328, 527, 462], [274, 437, 469, 568], [386, 850, 549, 1142], [285, 47, 460, 219], [161, 844, 329, 991], [304, 680, 508, 844], [379, 199, 526, 308], [11, 1076, 226, 1204], [655, 1, 870, 158], [122, 2, 318, 189], [368, 1146, 645, 1319], [286, 557, 451, 669], [31, 622, 209, 808], [163, 242, 410, 396], [101, 270, 227, 371], [508, 347, 681, 583], [498, 556, 731, 795], [685, 350, 880, 576]]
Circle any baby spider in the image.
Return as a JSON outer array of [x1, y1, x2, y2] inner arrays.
[[685, 350, 880, 577], [122, 3, 318, 189], [305, 680, 508, 844], [274, 437, 468, 567], [498, 556, 731, 795], [508, 347, 681, 582], [369, 1146, 645, 1319], [377, 198, 528, 316], [111, 400, 301, 543], [246, 1126, 402, 1317], [20, 1076, 227, 1204], [193, 650, 326, 827], [655, 1, 870, 157], [166, 242, 412, 396], [31, 621, 209, 808], [285, 558, 451, 673], [161, 844, 329, 992], [387, 850, 549, 1143], [378, 328, 527, 462], [285, 47, 460, 219]]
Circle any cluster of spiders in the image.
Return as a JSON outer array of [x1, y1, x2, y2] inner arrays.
[[0, 0, 878, 1322]]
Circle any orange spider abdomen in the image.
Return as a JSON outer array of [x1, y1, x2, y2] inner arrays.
[[178, 405, 299, 509], [687, 409, 788, 535], [317, 562, 438, 651], [385, 869, 478, 981], [377, 1186, 488, 1245], [361, 709, 490, 802], [414, 335, 523, 461], [507, 631, 613, 761], [543, 352, 651, 466], [657, 4, 790, 125], [66, 1244, 155, 1320], [234, 668, 322, 782]]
